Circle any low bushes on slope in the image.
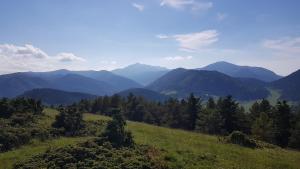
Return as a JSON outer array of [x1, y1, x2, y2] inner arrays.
[[13, 139, 169, 169]]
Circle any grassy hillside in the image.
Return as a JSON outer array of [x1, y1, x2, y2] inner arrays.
[[1, 109, 300, 169]]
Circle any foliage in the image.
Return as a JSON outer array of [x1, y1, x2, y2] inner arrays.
[[225, 131, 257, 148], [75, 94, 299, 148], [52, 106, 84, 136], [251, 112, 274, 142], [101, 109, 134, 147], [13, 138, 169, 169], [272, 101, 291, 147], [0, 98, 44, 152]]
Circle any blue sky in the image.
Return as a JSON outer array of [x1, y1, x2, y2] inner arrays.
[[0, 0, 300, 75]]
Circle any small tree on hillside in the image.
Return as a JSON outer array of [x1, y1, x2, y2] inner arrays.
[[52, 106, 84, 136], [101, 108, 134, 147]]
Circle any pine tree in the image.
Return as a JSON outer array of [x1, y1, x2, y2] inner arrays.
[[272, 101, 291, 147], [196, 108, 224, 134], [102, 109, 134, 147], [251, 112, 274, 142], [186, 93, 201, 130], [217, 96, 240, 134]]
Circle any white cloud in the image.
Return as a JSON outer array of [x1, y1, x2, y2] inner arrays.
[[132, 3, 144, 11], [164, 55, 193, 61], [0, 44, 48, 59], [217, 13, 227, 21], [160, 0, 213, 11], [263, 37, 300, 54], [157, 30, 219, 52], [0, 44, 86, 74], [56, 52, 86, 62]]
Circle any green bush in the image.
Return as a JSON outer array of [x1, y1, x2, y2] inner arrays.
[[226, 131, 257, 148], [101, 109, 134, 148], [0, 128, 31, 152], [52, 106, 84, 136], [14, 139, 169, 169]]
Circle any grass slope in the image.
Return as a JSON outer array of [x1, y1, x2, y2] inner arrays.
[[1, 109, 300, 169], [86, 114, 300, 169]]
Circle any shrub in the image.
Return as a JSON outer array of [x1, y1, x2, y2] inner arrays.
[[52, 106, 84, 136], [0, 128, 31, 152], [101, 109, 134, 148], [13, 139, 169, 169], [226, 131, 257, 148]]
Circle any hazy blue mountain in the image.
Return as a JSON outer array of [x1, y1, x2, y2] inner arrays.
[[0, 69, 140, 97], [27, 69, 141, 91], [270, 69, 300, 101], [0, 73, 51, 98], [147, 68, 269, 101], [117, 88, 169, 102], [51, 74, 116, 95], [200, 61, 282, 82], [112, 63, 169, 85], [19, 88, 97, 105], [73, 70, 142, 91]]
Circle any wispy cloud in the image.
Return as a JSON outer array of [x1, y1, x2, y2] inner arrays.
[[157, 30, 219, 52], [56, 53, 86, 62], [132, 3, 144, 11], [0, 44, 86, 74], [217, 12, 228, 21], [263, 37, 300, 54], [156, 34, 169, 39], [160, 0, 213, 11], [164, 55, 193, 61]]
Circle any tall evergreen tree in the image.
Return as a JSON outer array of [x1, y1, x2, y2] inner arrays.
[[251, 112, 274, 142], [217, 96, 241, 134], [272, 101, 291, 147], [186, 93, 201, 130]]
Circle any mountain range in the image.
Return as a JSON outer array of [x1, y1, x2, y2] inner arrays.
[[0, 70, 141, 98], [117, 88, 169, 102], [0, 62, 299, 103], [270, 69, 300, 101], [19, 88, 97, 105], [147, 68, 270, 100], [199, 61, 282, 82], [112, 63, 169, 85]]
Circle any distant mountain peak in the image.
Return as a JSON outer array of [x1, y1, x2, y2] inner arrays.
[[200, 61, 282, 82], [112, 63, 169, 85], [119, 63, 169, 72]]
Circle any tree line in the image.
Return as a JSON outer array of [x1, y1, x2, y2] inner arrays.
[[74, 93, 300, 149]]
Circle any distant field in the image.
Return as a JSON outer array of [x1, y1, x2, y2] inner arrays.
[[1, 109, 300, 169]]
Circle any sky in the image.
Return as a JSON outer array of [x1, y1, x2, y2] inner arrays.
[[0, 0, 300, 75]]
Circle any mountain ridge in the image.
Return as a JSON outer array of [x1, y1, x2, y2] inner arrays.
[[112, 63, 169, 85], [147, 68, 270, 100], [199, 61, 282, 82]]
